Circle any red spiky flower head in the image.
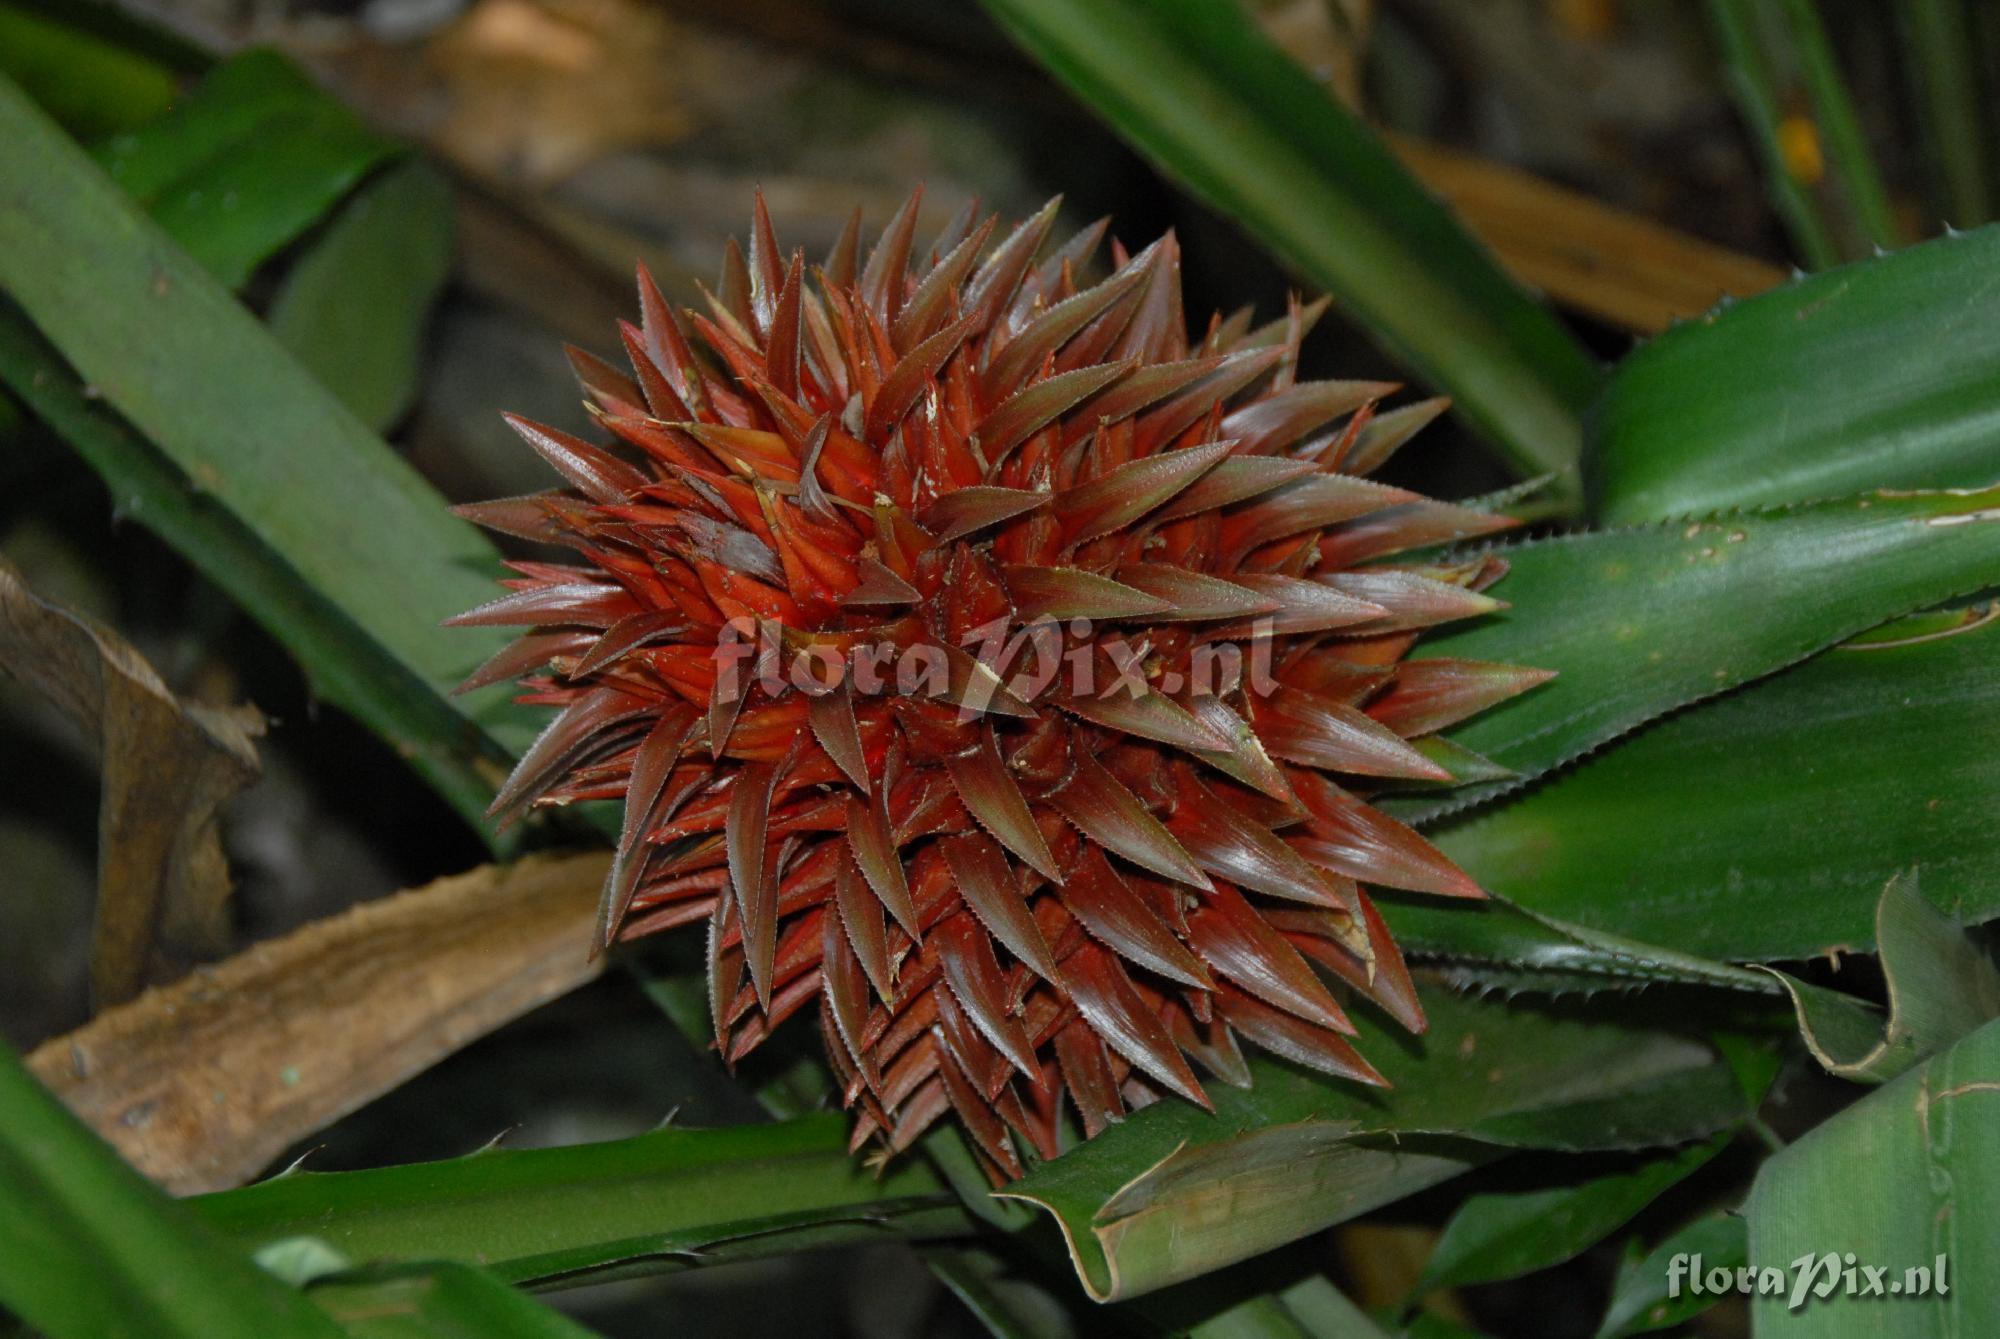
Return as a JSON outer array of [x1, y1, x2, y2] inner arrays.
[[450, 192, 1551, 1181]]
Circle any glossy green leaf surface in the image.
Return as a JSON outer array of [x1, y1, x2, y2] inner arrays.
[[979, 0, 1601, 492], [0, 73, 537, 816], [191, 1114, 970, 1290], [1423, 606, 2000, 960], [1000, 989, 1755, 1300], [311, 1263, 607, 1338], [1595, 1212, 1744, 1338], [1747, 1015, 2000, 1334], [0, 1044, 344, 1339], [1590, 228, 2000, 524], [1390, 486, 2000, 822], [1768, 871, 2000, 1083], [269, 159, 453, 431], [96, 49, 400, 289], [1417, 1135, 1729, 1294]]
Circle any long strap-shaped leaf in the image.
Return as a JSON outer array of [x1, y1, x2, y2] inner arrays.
[[978, 0, 1602, 494], [0, 1044, 346, 1339], [0, 74, 534, 828], [1377, 893, 1780, 997], [1746, 1015, 2000, 1334], [1591, 227, 2000, 523], [1389, 484, 2000, 822], [1423, 605, 2000, 960], [1708, 0, 1901, 269], [190, 1113, 969, 1288]]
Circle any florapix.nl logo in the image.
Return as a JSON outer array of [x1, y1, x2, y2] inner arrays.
[[709, 612, 1283, 717], [1669, 1250, 1950, 1311]]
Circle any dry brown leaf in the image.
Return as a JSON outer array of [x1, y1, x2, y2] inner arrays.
[[1390, 133, 1787, 333], [0, 560, 264, 1009], [27, 851, 610, 1194], [1250, 0, 1374, 106], [427, 0, 694, 185], [1244, 0, 1781, 334]]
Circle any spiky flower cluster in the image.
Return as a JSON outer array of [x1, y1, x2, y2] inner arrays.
[[451, 193, 1550, 1181]]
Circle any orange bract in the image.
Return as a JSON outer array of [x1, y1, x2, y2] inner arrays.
[[451, 191, 1549, 1182]]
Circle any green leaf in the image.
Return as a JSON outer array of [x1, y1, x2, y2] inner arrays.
[[1772, 0, 1901, 252], [1380, 896, 1780, 996], [145, 114, 398, 291], [0, 2, 179, 140], [1707, 0, 1838, 268], [1416, 1135, 1729, 1294], [269, 159, 453, 431], [190, 1114, 971, 1290], [0, 71, 537, 823], [1708, 0, 1901, 266], [96, 48, 308, 196], [1595, 1213, 1745, 1338], [0, 0, 206, 74], [310, 1263, 608, 1338], [96, 48, 401, 288], [1590, 229, 2000, 524], [1402, 735, 1516, 789], [0, 1043, 346, 1339], [925, 1247, 1081, 1339], [998, 988, 1755, 1300], [977, 0, 1601, 494], [0, 305, 511, 833], [1746, 1015, 2000, 1333], [1423, 604, 2000, 960], [1389, 486, 2000, 822], [1766, 871, 2000, 1083], [1188, 1275, 1391, 1339], [1900, 0, 1994, 229]]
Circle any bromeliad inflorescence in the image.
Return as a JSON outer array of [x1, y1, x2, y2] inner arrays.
[[449, 192, 1551, 1182]]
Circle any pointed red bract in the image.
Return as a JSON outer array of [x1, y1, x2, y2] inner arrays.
[[942, 832, 1063, 986], [1049, 747, 1211, 890], [1060, 845, 1212, 988], [454, 193, 1538, 1173], [1187, 882, 1354, 1034]]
